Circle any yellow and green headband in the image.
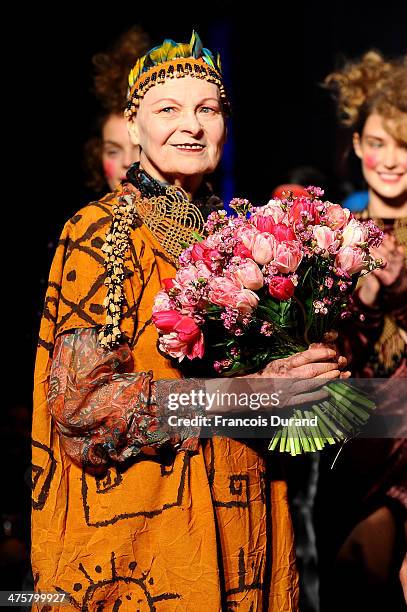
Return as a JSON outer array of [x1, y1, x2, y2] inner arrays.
[[125, 30, 230, 119]]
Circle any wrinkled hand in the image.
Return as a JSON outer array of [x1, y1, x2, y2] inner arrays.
[[252, 343, 350, 408]]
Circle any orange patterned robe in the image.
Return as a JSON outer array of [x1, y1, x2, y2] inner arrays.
[[32, 183, 299, 611]]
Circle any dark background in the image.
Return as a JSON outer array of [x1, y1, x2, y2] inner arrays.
[[3, 0, 407, 593]]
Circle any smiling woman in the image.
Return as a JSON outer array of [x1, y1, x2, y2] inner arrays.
[[316, 51, 407, 612], [127, 78, 227, 195], [31, 31, 315, 611]]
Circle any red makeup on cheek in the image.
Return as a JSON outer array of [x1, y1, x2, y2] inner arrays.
[[363, 154, 378, 169], [103, 160, 117, 180]]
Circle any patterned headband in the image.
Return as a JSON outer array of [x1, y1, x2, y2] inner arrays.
[[124, 30, 230, 120]]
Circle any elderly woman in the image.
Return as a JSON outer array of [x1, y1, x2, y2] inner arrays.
[[32, 33, 345, 611]]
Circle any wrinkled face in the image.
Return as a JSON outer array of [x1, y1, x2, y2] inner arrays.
[[102, 114, 139, 190], [127, 76, 227, 190], [353, 113, 407, 201]]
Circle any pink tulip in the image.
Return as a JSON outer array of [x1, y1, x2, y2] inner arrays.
[[209, 277, 258, 313], [323, 204, 351, 230], [251, 215, 276, 233], [268, 276, 295, 300], [251, 233, 277, 265], [239, 226, 259, 251], [190, 242, 221, 269], [152, 309, 182, 333], [289, 198, 320, 227], [269, 223, 297, 242], [155, 313, 204, 361], [159, 333, 189, 360], [159, 329, 204, 361], [209, 277, 242, 308], [195, 261, 212, 279], [234, 289, 259, 313], [232, 259, 264, 290], [253, 200, 286, 225], [233, 242, 254, 259], [313, 226, 340, 253], [335, 246, 366, 274], [341, 219, 369, 248], [162, 278, 175, 291], [273, 242, 303, 273]]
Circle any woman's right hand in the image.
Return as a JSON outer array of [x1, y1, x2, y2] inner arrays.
[[254, 345, 347, 379], [248, 344, 350, 407]]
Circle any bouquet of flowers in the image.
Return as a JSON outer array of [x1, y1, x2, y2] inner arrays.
[[153, 187, 383, 455]]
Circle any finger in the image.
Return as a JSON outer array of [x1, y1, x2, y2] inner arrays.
[[288, 347, 336, 368], [314, 369, 341, 379], [338, 355, 348, 369], [292, 361, 340, 377], [339, 371, 352, 379]]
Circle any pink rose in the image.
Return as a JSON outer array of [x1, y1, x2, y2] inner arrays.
[[251, 233, 277, 265], [323, 204, 351, 230], [273, 241, 303, 273], [269, 223, 297, 242], [341, 219, 369, 247], [268, 276, 295, 300], [232, 259, 264, 290], [335, 246, 366, 274], [289, 198, 320, 227], [313, 226, 340, 253]]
